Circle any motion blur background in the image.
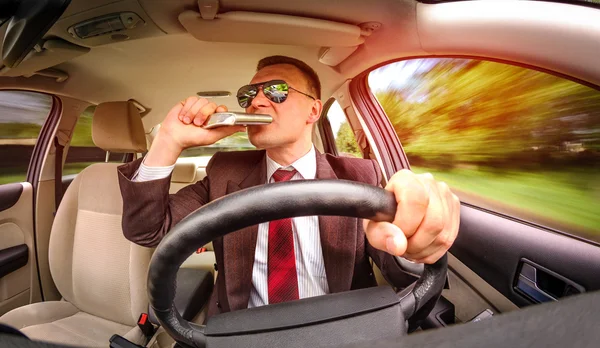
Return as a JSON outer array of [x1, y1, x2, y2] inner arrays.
[[1, 58, 599, 242]]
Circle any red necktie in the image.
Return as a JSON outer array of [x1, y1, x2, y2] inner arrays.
[[268, 168, 300, 304]]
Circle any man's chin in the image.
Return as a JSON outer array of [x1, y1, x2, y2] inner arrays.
[[247, 128, 268, 149]]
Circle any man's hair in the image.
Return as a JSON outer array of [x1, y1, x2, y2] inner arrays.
[[257, 55, 321, 100]]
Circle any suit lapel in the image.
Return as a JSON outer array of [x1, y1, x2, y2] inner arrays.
[[223, 151, 267, 311], [315, 151, 357, 293], [222, 150, 357, 310]]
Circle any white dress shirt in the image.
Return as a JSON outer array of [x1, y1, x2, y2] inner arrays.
[[249, 146, 328, 307], [134, 147, 328, 308]]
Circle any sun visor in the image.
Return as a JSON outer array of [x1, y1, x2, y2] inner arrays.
[[0, 39, 89, 78], [178, 11, 366, 47]]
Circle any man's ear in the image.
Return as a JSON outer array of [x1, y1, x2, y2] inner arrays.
[[307, 99, 324, 125]]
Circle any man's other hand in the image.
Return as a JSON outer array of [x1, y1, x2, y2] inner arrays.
[[363, 169, 460, 264]]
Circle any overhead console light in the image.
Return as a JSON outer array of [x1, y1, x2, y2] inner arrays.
[[67, 12, 145, 39]]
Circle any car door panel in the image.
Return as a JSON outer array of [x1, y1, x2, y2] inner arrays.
[[0, 184, 23, 212], [451, 205, 600, 308], [0, 182, 41, 316]]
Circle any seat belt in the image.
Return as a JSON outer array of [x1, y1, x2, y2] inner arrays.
[[53, 134, 66, 214]]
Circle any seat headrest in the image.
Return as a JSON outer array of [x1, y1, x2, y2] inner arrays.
[[92, 101, 147, 153]]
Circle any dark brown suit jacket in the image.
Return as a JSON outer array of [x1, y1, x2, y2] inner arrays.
[[117, 150, 414, 318]]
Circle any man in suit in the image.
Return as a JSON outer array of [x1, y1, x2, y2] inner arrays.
[[118, 56, 460, 318]]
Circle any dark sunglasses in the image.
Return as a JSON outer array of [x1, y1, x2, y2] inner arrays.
[[237, 79, 316, 108]]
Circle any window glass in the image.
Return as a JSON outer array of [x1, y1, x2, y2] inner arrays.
[[369, 58, 600, 242], [64, 105, 122, 176], [179, 131, 255, 158], [0, 91, 53, 184], [327, 100, 362, 158]]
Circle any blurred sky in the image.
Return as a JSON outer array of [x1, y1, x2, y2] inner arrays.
[[329, 58, 441, 135], [368, 59, 440, 92]]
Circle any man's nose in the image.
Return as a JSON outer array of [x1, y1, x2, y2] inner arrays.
[[250, 88, 270, 109]]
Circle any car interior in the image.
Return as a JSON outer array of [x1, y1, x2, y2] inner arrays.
[[0, 0, 599, 347]]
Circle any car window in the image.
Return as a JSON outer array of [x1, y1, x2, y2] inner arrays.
[[179, 130, 255, 158], [327, 100, 362, 158], [0, 90, 53, 185], [63, 105, 122, 176], [369, 58, 600, 242]]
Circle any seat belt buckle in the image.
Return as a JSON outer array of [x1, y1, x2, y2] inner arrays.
[[137, 313, 156, 338], [196, 247, 207, 254]]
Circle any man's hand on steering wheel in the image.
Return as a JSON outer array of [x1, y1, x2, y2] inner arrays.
[[364, 169, 461, 264], [148, 180, 448, 347]]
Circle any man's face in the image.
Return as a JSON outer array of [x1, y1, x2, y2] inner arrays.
[[245, 64, 318, 150]]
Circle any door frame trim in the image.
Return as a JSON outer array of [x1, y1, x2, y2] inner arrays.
[[25, 95, 62, 301]]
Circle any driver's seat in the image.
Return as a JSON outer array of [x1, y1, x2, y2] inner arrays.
[[0, 102, 153, 347]]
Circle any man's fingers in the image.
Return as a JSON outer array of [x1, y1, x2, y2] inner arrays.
[[175, 97, 224, 126], [386, 169, 429, 239], [411, 244, 448, 264], [183, 98, 209, 125], [200, 101, 218, 117], [405, 180, 446, 255], [364, 220, 408, 256], [179, 97, 201, 123], [405, 183, 460, 263], [190, 99, 212, 126], [171, 102, 185, 121], [192, 102, 218, 126], [407, 210, 457, 264]]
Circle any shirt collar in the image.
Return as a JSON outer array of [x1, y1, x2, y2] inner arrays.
[[266, 146, 316, 181]]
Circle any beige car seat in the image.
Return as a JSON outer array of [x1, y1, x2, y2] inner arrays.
[[0, 101, 153, 347], [171, 161, 216, 277]]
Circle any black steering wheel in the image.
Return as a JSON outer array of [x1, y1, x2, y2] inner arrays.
[[147, 180, 447, 348]]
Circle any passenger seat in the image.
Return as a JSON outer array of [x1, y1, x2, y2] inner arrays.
[[169, 162, 197, 194], [171, 162, 216, 277], [0, 101, 152, 347]]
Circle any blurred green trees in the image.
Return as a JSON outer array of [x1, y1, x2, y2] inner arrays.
[[70, 108, 95, 146], [335, 122, 361, 157], [376, 59, 600, 169], [0, 123, 41, 139], [372, 58, 600, 239]]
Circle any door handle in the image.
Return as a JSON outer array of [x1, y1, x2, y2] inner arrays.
[[514, 259, 585, 304]]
